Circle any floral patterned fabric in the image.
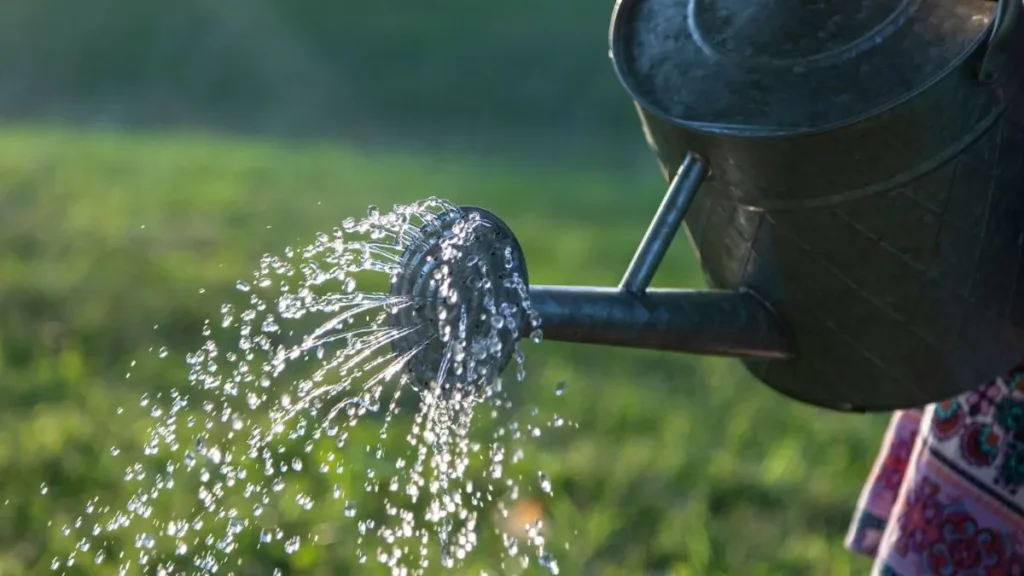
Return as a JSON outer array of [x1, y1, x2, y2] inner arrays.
[[846, 362, 1024, 575]]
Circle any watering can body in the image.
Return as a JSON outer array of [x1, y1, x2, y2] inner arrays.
[[604, 0, 1024, 411]]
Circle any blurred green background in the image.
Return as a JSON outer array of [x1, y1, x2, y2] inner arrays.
[[0, 1, 889, 574]]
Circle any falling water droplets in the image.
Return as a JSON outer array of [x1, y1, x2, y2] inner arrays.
[[47, 199, 559, 574]]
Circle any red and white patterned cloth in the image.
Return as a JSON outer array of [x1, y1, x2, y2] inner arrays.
[[847, 362, 1024, 575]]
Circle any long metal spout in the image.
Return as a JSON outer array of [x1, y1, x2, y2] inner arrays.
[[527, 286, 792, 360], [388, 171, 796, 392]]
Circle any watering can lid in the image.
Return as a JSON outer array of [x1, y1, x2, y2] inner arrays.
[[611, 0, 998, 135]]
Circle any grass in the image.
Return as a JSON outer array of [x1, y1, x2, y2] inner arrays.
[[0, 125, 887, 575]]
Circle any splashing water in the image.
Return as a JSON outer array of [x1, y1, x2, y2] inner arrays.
[[52, 198, 567, 575]]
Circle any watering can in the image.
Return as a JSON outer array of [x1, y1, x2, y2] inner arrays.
[[391, 0, 1024, 412]]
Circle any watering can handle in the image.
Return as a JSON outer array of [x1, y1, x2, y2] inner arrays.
[[620, 153, 708, 294], [979, 0, 1021, 84]]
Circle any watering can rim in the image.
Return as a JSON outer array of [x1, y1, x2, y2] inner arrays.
[[608, 0, 1018, 138]]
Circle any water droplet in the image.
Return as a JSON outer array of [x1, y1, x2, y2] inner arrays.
[[538, 472, 553, 495], [539, 551, 560, 574]]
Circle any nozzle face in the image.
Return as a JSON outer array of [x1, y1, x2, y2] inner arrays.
[[389, 206, 529, 397]]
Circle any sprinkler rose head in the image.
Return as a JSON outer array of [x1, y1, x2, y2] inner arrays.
[[389, 206, 529, 396]]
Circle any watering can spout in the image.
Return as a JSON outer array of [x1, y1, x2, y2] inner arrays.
[[526, 286, 792, 360], [388, 153, 792, 396]]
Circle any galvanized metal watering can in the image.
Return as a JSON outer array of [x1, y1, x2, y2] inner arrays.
[[392, 0, 1024, 412]]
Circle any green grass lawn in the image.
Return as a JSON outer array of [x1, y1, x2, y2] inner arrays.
[[0, 126, 887, 575]]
